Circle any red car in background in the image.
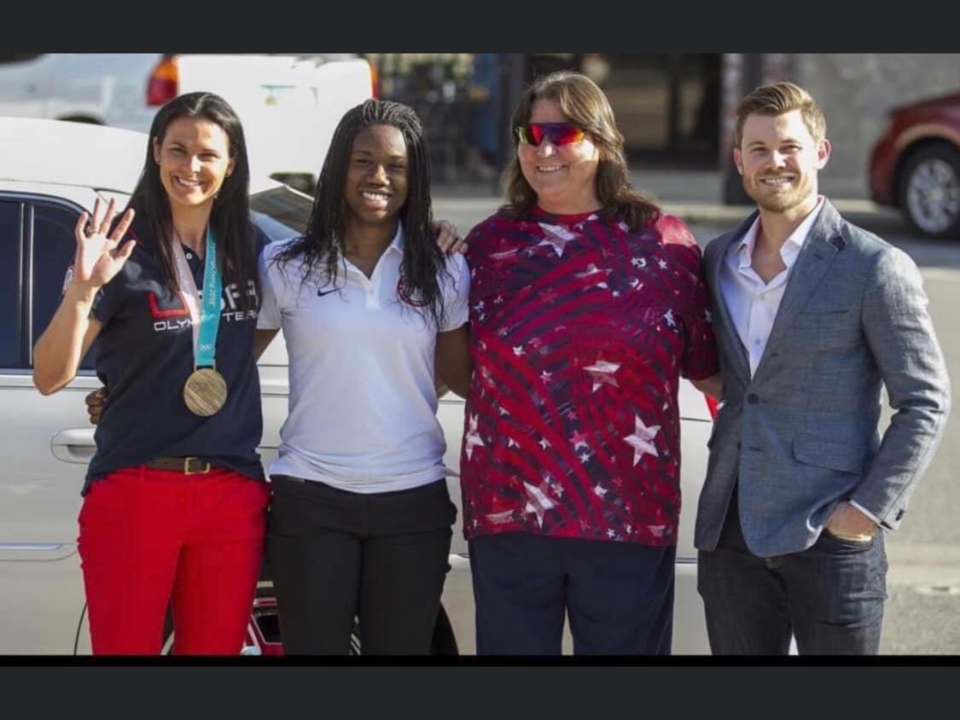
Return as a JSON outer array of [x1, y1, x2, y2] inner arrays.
[[869, 91, 960, 239]]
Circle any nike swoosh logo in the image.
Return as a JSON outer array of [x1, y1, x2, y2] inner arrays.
[[317, 288, 338, 297]]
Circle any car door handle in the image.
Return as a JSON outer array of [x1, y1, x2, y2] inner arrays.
[[51, 429, 96, 464]]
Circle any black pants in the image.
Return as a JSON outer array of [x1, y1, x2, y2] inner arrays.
[[697, 491, 887, 655], [268, 475, 456, 655], [469, 533, 676, 655]]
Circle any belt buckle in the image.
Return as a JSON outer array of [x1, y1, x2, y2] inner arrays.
[[183, 457, 211, 475]]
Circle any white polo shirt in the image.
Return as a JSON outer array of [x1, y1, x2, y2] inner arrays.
[[258, 225, 470, 493]]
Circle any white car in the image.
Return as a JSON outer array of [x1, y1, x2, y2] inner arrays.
[[0, 53, 374, 190], [0, 118, 714, 655]]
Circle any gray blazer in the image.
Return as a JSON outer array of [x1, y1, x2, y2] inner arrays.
[[695, 200, 951, 557]]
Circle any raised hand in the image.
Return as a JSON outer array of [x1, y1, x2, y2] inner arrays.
[[71, 197, 137, 290]]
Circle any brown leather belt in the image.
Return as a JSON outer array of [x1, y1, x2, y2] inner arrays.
[[145, 457, 218, 475]]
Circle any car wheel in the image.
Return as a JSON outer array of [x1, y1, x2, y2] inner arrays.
[[898, 143, 960, 239]]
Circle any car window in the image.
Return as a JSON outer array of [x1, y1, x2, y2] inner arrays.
[[250, 186, 313, 242], [0, 201, 22, 367], [251, 211, 301, 244], [31, 202, 99, 370]]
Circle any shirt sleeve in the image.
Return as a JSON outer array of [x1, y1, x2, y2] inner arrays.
[[440, 252, 471, 333], [88, 267, 126, 326], [256, 244, 283, 331], [658, 215, 720, 381], [848, 500, 883, 528]]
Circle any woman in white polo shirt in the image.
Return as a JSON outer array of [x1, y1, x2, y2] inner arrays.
[[256, 99, 472, 655]]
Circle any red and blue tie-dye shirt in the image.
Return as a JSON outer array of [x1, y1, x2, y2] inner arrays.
[[460, 207, 718, 546]]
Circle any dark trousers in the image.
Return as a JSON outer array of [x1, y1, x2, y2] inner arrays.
[[469, 532, 676, 655], [697, 492, 887, 655], [268, 476, 456, 655]]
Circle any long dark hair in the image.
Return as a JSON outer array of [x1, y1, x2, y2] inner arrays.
[[275, 99, 449, 327], [505, 71, 660, 230], [127, 92, 257, 305]]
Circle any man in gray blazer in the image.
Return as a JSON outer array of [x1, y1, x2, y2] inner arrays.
[[695, 82, 951, 654]]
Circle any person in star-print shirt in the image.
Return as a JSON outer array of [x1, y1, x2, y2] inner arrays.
[[460, 71, 720, 655]]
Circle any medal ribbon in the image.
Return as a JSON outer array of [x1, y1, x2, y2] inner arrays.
[[171, 228, 222, 370]]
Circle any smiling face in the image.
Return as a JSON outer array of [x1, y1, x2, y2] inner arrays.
[[734, 108, 831, 217], [343, 123, 410, 228], [152, 116, 235, 213], [517, 98, 601, 214]]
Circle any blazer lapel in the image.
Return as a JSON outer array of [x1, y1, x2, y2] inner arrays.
[[755, 200, 846, 376]]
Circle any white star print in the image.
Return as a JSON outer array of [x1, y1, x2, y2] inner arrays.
[[624, 415, 660, 466], [507, 438, 519, 448], [570, 431, 589, 451], [658, 259, 668, 270], [575, 264, 612, 279], [594, 485, 608, 499], [584, 359, 620, 392], [538, 437, 551, 450], [513, 345, 525, 357], [489, 248, 520, 261], [464, 414, 486, 460], [524, 482, 556, 529], [664, 309, 677, 328], [579, 452, 592, 463], [537, 223, 577, 257], [486, 510, 515, 525], [540, 371, 553, 383]]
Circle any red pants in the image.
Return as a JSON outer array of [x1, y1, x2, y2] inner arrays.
[[77, 465, 269, 655]]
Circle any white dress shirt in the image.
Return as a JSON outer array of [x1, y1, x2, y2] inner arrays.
[[719, 197, 824, 378]]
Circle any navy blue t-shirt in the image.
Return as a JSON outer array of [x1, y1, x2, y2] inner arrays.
[[84, 219, 268, 493]]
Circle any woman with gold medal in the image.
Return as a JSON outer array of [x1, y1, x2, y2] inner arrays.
[[33, 92, 271, 655]]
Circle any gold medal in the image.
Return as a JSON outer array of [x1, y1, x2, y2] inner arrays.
[[183, 368, 228, 417]]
